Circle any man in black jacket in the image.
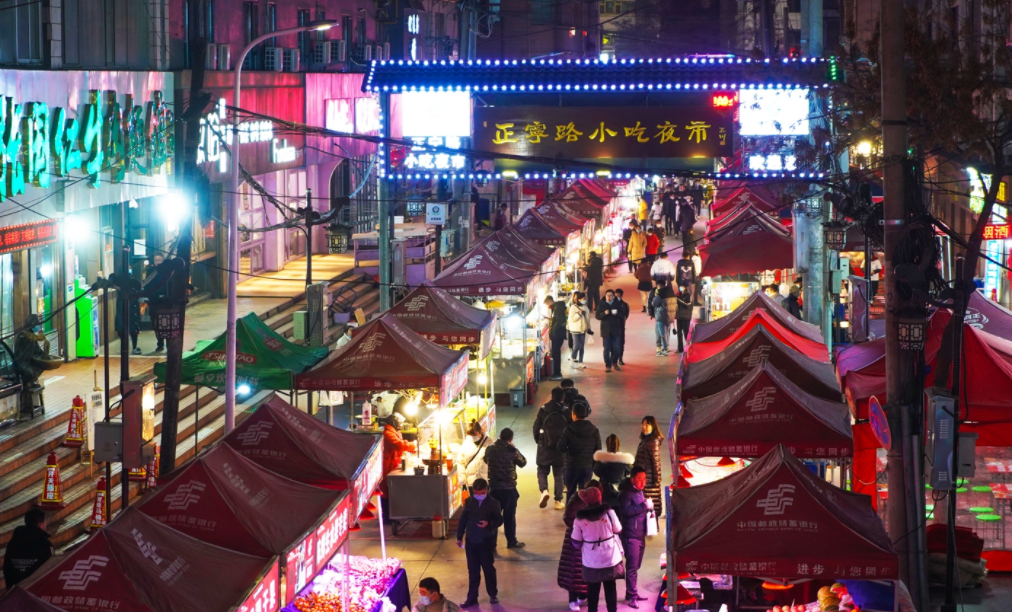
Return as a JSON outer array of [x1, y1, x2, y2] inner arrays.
[[614, 288, 630, 366], [483, 428, 527, 548], [617, 468, 651, 607], [557, 400, 602, 502], [545, 296, 567, 381], [456, 479, 504, 607], [583, 251, 604, 312], [533, 387, 569, 511], [3, 508, 53, 588], [595, 289, 624, 372]]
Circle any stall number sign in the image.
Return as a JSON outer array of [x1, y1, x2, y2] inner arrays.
[[426, 203, 446, 225], [0, 219, 58, 254], [315, 496, 350, 568], [197, 98, 297, 172]]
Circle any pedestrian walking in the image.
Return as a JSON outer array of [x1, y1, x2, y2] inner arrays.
[[3, 508, 53, 588], [457, 479, 503, 607], [115, 290, 142, 354], [534, 387, 571, 511], [634, 416, 664, 512], [494, 203, 509, 230], [593, 435, 634, 508], [483, 428, 527, 548], [626, 225, 646, 269], [584, 251, 604, 312], [650, 251, 676, 284], [457, 421, 491, 493], [557, 399, 602, 502], [415, 577, 462, 612], [644, 228, 660, 263], [558, 481, 603, 610], [649, 200, 663, 228], [674, 286, 693, 353], [617, 468, 651, 607], [634, 261, 653, 313], [546, 295, 568, 381], [675, 251, 695, 290], [613, 289, 629, 366], [648, 281, 672, 356], [785, 285, 803, 319], [637, 197, 649, 229], [380, 413, 416, 522], [595, 290, 624, 372], [560, 378, 581, 414], [678, 199, 696, 255], [571, 486, 624, 612], [766, 283, 786, 306], [567, 292, 591, 368], [662, 189, 678, 234]]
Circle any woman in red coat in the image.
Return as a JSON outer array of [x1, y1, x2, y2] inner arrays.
[[645, 229, 660, 264], [380, 414, 415, 522]]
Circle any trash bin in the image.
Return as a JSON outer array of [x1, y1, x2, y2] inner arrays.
[[510, 388, 525, 408]]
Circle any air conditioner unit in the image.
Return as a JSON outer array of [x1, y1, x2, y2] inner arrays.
[[331, 39, 347, 62], [204, 44, 218, 70], [353, 44, 372, 63], [314, 41, 332, 64], [282, 48, 300, 72], [216, 44, 231, 70], [264, 47, 283, 71]]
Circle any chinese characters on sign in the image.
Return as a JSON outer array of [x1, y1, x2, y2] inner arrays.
[[0, 219, 59, 254], [396, 136, 468, 172], [982, 223, 1011, 241], [474, 105, 733, 163]]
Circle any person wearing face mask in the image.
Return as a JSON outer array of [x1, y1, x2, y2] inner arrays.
[[483, 428, 527, 549], [380, 412, 415, 523], [617, 467, 651, 608], [567, 291, 590, 368], [457, 421, 491, 494], [595, 290, 623, 373], [633, 416, 664, 512], [415, 577, 461, 612], [626, 224, 646, 269], [534, 387, 571, 511], [457, 478, 503, 607]]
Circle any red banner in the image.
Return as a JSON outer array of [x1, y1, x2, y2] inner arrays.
[[315, 495, 351, 569], [0, 219, 59, 254], [239, 559, 279, 612], [353, 444, 384, 517]]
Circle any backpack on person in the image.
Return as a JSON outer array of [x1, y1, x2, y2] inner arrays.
[[540, 407, 569, 449]]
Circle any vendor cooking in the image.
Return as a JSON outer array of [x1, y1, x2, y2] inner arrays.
[[381, 411, 416, 522]]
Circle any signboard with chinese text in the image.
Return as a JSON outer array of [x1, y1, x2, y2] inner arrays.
[[0, 219, 59, 254], [426, 203, 446, 225], [983, 223, 1011, 241], [284, 533, 316, 604], [353, 442, 384, 517], [447, 467, 463, 517], [315, 494, 351, 569], [440, 355, 471, 408], [239, 559, 279, 612], [473, 105, 733, 164]]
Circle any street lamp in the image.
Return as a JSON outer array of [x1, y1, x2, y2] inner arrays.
[[225, 19, 338, 431]]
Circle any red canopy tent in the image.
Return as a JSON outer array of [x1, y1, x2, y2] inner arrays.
[[571, 180, 613, 208], [711, 185, 783, 216], [431, 242, 536, 297], [387, 283, 497, 358], [531, 201, 586, 236], [579, 178, 617, 198], [669, 445, 898, 579], [23, 508, 277, 612], [223, 395, 379, 492], [471, 233, 542, 272], [512, 208, 568, 246], [295, 315, 470, 404], [553, 187, 608, 220], [690, 290, 823, 345], [543, 197, 598, 222], [0, 587, 64, 612], [686, 309, 829, 364], [138, 444, 343, 558], [674, 362, 852, 459], [499, 224, 558, 262], [706, 202, 784, 236], [699, 214, 794, 277], [680, 324, 840, 402]]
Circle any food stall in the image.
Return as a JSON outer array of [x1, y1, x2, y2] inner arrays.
[[690, 289, 823, 346], [685, 309, 830, 365], [530, 201, 592, 291], [295, 315, 471, 534]]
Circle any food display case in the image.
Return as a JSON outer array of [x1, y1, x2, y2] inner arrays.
[[491, 300, 546, 406], [286, 555, 410, 612], [704, 280, 760, 322]]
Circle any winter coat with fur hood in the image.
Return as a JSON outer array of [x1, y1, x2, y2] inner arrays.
[[572, 503, 624, 569], [592, 450, 634, 508]]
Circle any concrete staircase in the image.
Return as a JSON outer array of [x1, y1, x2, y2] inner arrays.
[[0, 271, 380, 587]]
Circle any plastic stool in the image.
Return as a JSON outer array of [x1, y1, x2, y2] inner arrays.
[[975, 514, 1005, 549]]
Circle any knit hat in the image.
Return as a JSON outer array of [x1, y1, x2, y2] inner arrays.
[[578, 486, 602, 505], [789, 285, 801, 296]]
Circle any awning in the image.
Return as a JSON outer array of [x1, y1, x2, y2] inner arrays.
[[138, 444, 343, 557], [223, 395, 379, 489], [682, 324, 840, 402], [676, 362, 852, 459], [670, 445, 898, 579], [295, 315, 469, 399], [711, 185, 783, 215], [699, 214, 794, 277], [691, 290, 823, 345], [707, 202, 784, 236], [512, 208, 568, 246], [0, 587, 64, 612], [553, 186, 608, 218], [530, 201, 586, 235], [472, 232, 543, 271], [686, 309, 829, 364], [23, 508, 276, 612], [570, 181, 611, 208], [153, 312, 327, 390], [542, 196, 600, 221], [431, 241, 537, 297], [387, 283, 497, 358]]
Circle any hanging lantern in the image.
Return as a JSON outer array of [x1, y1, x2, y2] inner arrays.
[[896, 309, 928, 351], [150, 301, 183, 340], [327, 223, 351, 254], [823, 221, 848, 251]]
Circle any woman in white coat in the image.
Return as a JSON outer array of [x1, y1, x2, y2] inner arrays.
[[456, 421, 490, 492], [567, 291, 591, 368], [571, 486, 624, 612]]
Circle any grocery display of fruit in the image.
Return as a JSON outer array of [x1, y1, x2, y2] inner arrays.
[[764, 582, 859, 612], [290, 556, 403, 612]]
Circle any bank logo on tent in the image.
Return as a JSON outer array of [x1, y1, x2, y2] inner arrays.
[[742, 224, 761, 235], [164, 480, 208, 510], [403, 296, 429, 311], [756, 484, 796, 516], [519, 215, 532, 228], [59, 555, 109, 590], [744, 346, 770, 367], [237, 421, 273, 446], [463, 255, 483, 270], [485, 241, 501, 252], [359, 332, 387, 352], [537, 205, 551, 215], [131, 529, 164, 565], [746, 387, 777, 412]]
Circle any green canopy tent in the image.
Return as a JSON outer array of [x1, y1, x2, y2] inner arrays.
[[154, 312, 328, 391]]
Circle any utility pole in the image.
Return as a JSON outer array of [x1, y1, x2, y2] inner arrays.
[[941, 255, 966, 612], [880, 0, 925, 608], [305, 188, 314, 288], [378, 94, 392, 312], [160, 38, 207, 476]]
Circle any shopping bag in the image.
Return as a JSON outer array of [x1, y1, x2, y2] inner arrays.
[[587, 334, 595, 345], [646, 506, 659, 537]]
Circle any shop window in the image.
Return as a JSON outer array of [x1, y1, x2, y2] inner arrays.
[[243, 1, 260, 69], [0, 0, 43, 65], [298, 9, 310, 69]]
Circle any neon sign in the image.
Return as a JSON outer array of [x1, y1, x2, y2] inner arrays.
[[712, 92, 738, 108], [197, 98, 299, 172], [983, 223, 1011, 241]]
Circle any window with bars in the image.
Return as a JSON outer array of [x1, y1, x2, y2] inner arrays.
[[243, 1, 259, 69], [298, 9, 310, 69]]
